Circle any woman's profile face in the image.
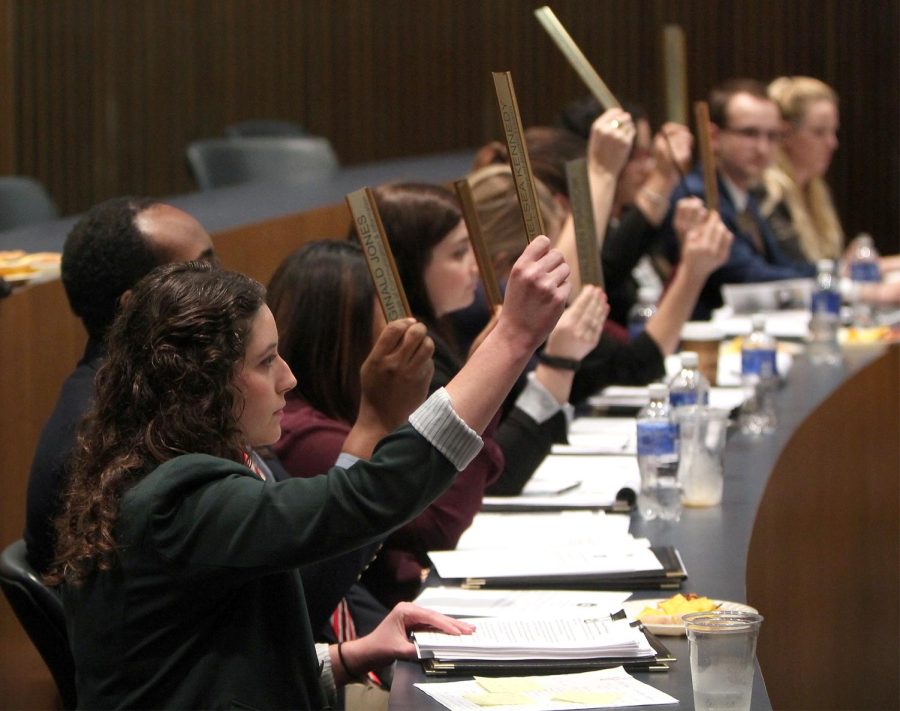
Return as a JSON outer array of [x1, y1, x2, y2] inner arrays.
[[423, 220, 478, 317], [782, 99, 839, 180], [232, 305, 297, 447]]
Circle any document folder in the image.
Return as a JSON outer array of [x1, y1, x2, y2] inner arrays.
[[442, 546, 687, 591], [420, 625, 674, 677]]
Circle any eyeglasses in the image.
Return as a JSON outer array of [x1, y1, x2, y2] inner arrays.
[[721, 126, 784, 143]]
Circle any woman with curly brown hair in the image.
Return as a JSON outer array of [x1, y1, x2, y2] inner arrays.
[[48, 247, 569, 709]]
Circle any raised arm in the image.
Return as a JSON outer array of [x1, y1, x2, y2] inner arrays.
[[533, 285, 607, 405], [645, 201, 733, 354], [632, 122, 693, 226], [445, 236, 570, 432], [343, 319, 435, 459], [557, 108, 634, 294]]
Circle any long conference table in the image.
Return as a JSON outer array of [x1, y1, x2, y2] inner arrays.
[[1, 150, 897, 709], [389, 344, 899, 711]]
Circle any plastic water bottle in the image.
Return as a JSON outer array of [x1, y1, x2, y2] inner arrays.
[[808, 259, 843, 365], [637, 384, 681, 521], [668, 351, 710, 409], [739, 315, 778, 435], [848, 234, 881, 327], [628, 287, 658, 340]]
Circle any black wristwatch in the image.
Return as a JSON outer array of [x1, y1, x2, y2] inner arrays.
[[537, 352, 581, 371]]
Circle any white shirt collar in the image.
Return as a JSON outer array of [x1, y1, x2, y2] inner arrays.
[[721, 174, 749, 213]]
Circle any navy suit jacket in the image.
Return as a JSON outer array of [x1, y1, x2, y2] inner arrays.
[[662, 169, 816, 319]]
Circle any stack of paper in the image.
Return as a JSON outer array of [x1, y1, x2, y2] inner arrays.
[[456, 512, 632, 551], [587, 385, 749, 412], [481, 455, 640, 512], [413, 618, 654, 662], [427, 543, 686, 590], [413, 587, 631, 619], [553, 417, 637, 455]]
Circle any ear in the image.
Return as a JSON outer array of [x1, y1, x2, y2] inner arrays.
[[117, 289, 133, 310]]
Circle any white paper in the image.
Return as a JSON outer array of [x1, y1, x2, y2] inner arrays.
[[427, 544, 663, 581], [456, 512, 632, 551], [413, 587, 631, 619], [413, 618, 653, 660], [587, 386, 749, 411], [710, 306, 812, 339], [587, 386, 650, 409], [555, 418, 637, 455], [414, 666, 678, 710], [482, 455, 640, 511]]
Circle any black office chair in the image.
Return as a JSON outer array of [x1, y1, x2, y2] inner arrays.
[[224, 118, 306, 138], [0, 176, 59, 231], [0, 539, 76, 709], [186, 136, 339, 191]]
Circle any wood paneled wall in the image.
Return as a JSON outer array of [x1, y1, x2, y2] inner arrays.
[[3, 0, 899, 251]]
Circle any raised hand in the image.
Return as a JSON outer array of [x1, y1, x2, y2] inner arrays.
[[494, 236, 571, 356], [358, 318, 434, 432], [673, 196, 709, 244], [544, 285, 608, 361], [653, 122, 693, 185], [680, 211, 734, 281], [588, 108, 636, 178]]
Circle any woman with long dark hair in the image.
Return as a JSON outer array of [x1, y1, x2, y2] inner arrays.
[[49, 248, 569, 709]]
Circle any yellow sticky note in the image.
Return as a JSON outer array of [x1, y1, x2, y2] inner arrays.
[[475, 676, 545, 693], [465, 691, 534, 706], [552, 690, 624, 704]]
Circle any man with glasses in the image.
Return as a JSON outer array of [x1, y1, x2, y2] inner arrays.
[[662, 78, 816, 319]]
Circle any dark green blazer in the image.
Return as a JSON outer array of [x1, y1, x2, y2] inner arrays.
[[62, 424, 457, 709]]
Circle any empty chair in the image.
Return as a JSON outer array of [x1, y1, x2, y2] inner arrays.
[[224, 119, 306, 138], [0, 176, 59, 231], [0, 539, 76, 709], [186, 136, 340, 191]]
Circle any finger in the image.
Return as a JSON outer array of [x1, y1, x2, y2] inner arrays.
[[401, 606, 476, 636], [369, 318, 413, 359], [566, 286, 594, 320], [522, 234, 552, 261], [407, 332, 435, 368], [535, 249, 566, 273], [545, 259, 571, 288]]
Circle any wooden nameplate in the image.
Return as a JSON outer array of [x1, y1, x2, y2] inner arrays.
[[492, 70, 546, 242], [565, 157, 603, 288], [534, 5, 621, 110], [346, 187, 411, 321]]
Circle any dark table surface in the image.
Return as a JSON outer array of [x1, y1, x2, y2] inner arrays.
[[388, 347, 883, 710], [0, 149, 475, 252]]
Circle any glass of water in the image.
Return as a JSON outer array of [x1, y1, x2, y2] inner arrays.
[[683, 610, 764, 711]]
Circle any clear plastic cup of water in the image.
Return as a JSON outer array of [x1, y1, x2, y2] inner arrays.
[[683, 610, 764, 711], [676, 406, 729, 507]]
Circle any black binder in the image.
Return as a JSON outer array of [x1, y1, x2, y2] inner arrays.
[[439, 546, 687, 591], [420, 625, 675, 676]]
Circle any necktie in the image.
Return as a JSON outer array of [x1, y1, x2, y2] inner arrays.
[[735, 207, 766, 257], [330, 598, 357, 642]]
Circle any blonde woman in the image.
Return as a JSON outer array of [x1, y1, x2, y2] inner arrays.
[[761, 76, 844, 262]]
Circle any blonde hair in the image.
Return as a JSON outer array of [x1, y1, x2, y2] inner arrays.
[[762, 76, 844, 260], [467, 165, 564, 274]]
